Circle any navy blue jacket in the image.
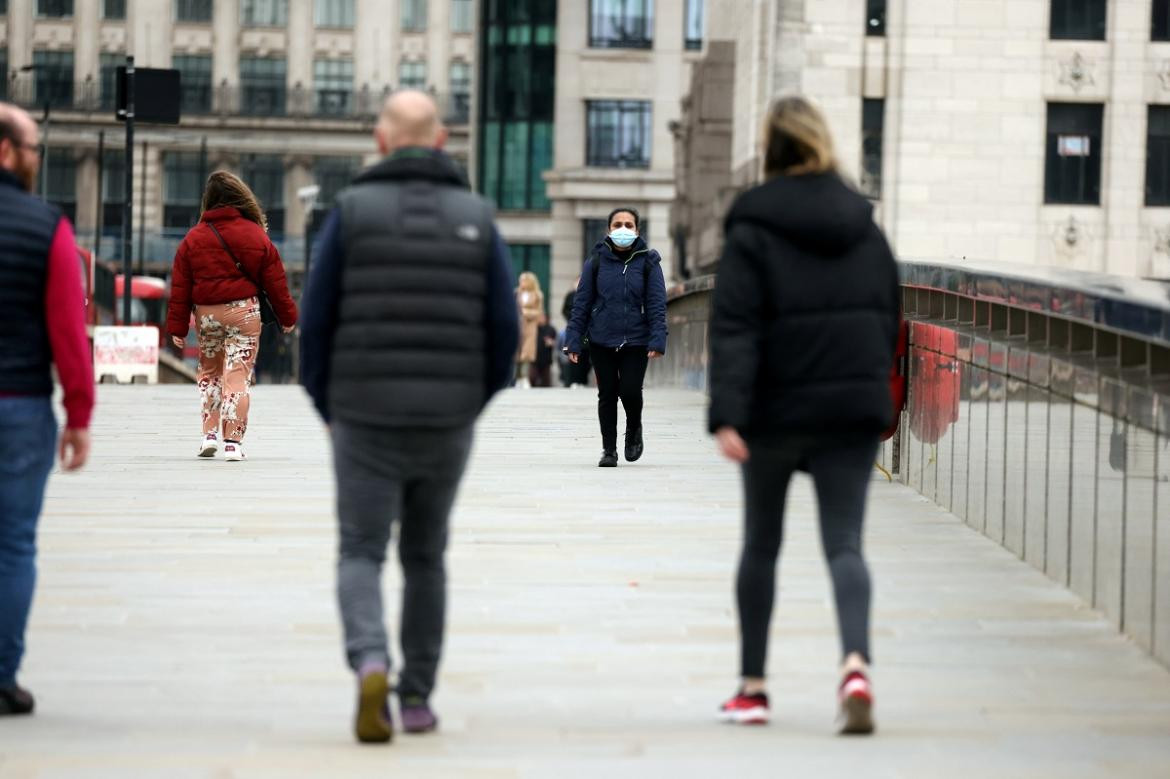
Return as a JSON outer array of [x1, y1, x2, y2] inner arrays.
[[565, 236, 668, 355]]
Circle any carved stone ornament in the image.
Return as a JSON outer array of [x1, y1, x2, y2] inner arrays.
[[1153, 225, 1170, 257], [1059, 52, 1095, 93], [1052, 215, 1088, 258], [1160, 60, 1170, 92]]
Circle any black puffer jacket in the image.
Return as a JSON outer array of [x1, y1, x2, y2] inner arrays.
[[707, 173, 900, 437]]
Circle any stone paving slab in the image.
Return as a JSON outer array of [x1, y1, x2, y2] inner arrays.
[[1, 385, 1168, 778]]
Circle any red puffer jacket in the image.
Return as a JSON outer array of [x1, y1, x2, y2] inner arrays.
[[166, 206, 298, 337]]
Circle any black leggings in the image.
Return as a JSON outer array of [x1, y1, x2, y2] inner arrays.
[[737, 436, 878, 678], [589, 345, 649, 451]]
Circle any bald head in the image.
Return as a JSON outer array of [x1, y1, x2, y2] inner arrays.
[[375, 90, 448, 156], [0, 102, 40, 192]]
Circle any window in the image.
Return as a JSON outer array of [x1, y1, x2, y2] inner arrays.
[[315, 0, 354, 27], [311, 156, 361, 227], [402, 0, 427, 32], [241, 0, 288, 26], [1147, 106, 1170, 206], [100, 148, 126, 239], [507, 244, 551, 310], [33, 50, 74, 109], [861, 98, 884, 199], [1154, 2, 1170, 41], [176, 0, 213, 22], [685, 0, 703, 50], [399, 60, 427, 90], [1050, 0, 1106, 40], [1045, 102, 1103, 205], [240, 57, 287, 116], [586, 100, 651, 168], [240, 155, 285, 234], [0, 1, 7, 15], [37, 0, 72, 17], [452, 0, 473, 32], [174, 55, 213, 114], [103, 0, 125, 19], [100, 53, 123, 111], [448, 62, 471, 123], [866, 0, 885, 36], [163, 151, 204, 229], [45, 150, 77, 224], [315, 59, 353, 116], [590, 0, 653, 49]]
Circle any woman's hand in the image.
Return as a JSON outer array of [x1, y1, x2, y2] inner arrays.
[[568, 352, 580, 364], [171, 336, 185, 349], [715, 426, 749, 463], [648, 350, 663, 359], [282, 325, 295, 334]]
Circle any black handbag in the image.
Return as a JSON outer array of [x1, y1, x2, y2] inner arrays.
[[206, 222, 279, 327]]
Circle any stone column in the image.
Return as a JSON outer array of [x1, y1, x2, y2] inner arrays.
[[213, 0, 240, 85], [1102, 0, 1147, 276], [74, 0, 100, 83], [75, 149, 100, 235], [427, 0, 450, 96], [284, 154, 315, 239], [287, 0, 314, 96]]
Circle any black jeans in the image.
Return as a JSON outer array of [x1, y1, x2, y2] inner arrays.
[[737, 435, 878, 678], [589, 345, 649, 452]]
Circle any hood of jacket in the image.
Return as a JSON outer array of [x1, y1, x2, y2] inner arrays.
[[725, 173, 874, 257], [353, 147, 469, 189]]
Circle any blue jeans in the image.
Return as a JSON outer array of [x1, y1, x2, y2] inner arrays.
[[0, 396, 56, 687]]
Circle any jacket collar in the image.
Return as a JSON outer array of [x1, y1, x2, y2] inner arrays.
[[0, 168, 26, 193], [594, 234, 649, 262], [353, 147, 468, 189], [200, 206, 241, 223]]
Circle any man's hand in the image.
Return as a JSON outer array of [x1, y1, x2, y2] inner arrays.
[[648, 350, 663, 359], [715, 426, 749, 464], [171, 335, 184, 349], [568, 352, 580, 364], [59, 428, 90, 471]]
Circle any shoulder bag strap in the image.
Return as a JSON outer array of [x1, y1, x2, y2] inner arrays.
[[206, 221, 262, 293]]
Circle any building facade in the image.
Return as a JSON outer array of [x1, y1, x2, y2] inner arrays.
[[0, 0, 477, 273], [675, 0, 1170, 280]]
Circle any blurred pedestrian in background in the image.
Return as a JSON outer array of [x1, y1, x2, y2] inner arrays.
[[0, 103, 93, 716], [565, 208, 667, 467], [300, 90, 518, 744], [560, 276, 590, 386], [514, 271, 543, 388], [708, 96, 900, 734], [531, 312, 557, 387], [165, 171, 298, 462]]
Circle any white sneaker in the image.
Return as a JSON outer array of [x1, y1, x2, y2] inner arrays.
[[223, 442, 245, 462], [197, 434, 218, 458]]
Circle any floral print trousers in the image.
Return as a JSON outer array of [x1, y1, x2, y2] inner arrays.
[[195, 297, 261, 442]]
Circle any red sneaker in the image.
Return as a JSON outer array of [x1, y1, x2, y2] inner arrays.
[[717, 690, 769, 725], [838, 670, 874, 735]]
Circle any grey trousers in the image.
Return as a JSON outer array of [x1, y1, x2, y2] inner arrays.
[[331, 420, 473, 700]]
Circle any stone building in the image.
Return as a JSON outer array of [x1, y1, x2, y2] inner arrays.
[[673, 0, 1170, 280]]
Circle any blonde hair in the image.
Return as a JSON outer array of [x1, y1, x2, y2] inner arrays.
[[200, 170, 268, 231], [517, 272, 544, 308], [762, 96, 838, 178]]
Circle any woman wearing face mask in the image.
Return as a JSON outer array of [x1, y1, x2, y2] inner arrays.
[[565, 207, 668, 467]]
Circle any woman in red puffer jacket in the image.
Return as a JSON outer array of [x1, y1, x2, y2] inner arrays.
[[165, 171, 298, 462]]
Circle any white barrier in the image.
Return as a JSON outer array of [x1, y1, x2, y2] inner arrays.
[[93, 326, 160, 384]]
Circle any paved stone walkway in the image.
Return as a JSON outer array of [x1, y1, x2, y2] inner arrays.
[[2, 386, 1169, 778]]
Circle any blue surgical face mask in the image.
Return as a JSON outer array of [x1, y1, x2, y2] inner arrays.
[[609, 227, 637, 248]]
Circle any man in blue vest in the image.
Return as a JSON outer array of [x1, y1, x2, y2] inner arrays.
[[0, 103, 94, 715], [300, 91, 518, 744]]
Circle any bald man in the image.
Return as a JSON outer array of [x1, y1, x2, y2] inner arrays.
[[0, 103, 93, 716], [300, 90, 518, 743]]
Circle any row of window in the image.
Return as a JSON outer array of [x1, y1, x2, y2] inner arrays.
[[582, 0, 705, 51], [8, 0, 476, 33], [865, 1, 1170, 41]]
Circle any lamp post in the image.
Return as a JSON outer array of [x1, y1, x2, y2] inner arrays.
[[18, 65, 50, 200]]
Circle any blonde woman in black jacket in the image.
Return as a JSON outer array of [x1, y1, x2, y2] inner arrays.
[[708, 96, 900, 734]]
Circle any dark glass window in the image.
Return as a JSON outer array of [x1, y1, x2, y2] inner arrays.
[[1154, 2, 1170, 41], [586, 100, 651, 168], [685, 0, 703, 50], [315, 0, 354, 27], [452, 0, 473, 32], [174, 55, 213, 114], [103, 0, 126, 19], [240, 57, 286, 116], [45, 150, 77, 223], [1044, 102, 1103, 205], [402, 0, 427, 31], [0, 1, 7, 16], [861, 98, 884, 199], [100, 148, 126, 240], [176, 0, 213, 22], [315, 59, 353, 115], [479, 0, 555, 211], [448, 61, 471, 124], [240, 154, 285, 234], [0, 49, 7, 102], [311, 156, 361, 228], [241, 0, 288, 26], [866, 0, 885, 35], [1050, 0, 1106, 40], [399, 60, 427, 90], [100, 53, 122, 111], [591, 0, 653, 49], [1146, 106, 1170, 206], [37, 0, 72, 17], [163, 151, 205, 229], [33, 50, 74, 109], [507, 243, 551, 310]]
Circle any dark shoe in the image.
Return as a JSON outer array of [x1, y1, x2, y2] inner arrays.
[[598, 450, 618, 467], [624, 425, 644, 462], [400, 696, 438, 734], [0, 684, 35, 716], [716, 689, 769, 725], [354, 669, 393, 744]]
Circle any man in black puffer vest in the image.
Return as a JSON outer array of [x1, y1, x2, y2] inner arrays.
[[300, 91, 518, 744]]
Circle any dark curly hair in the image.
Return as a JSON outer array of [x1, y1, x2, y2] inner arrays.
[[607, 207, 641, 231]]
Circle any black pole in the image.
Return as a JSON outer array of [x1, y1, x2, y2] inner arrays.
[[137, 139, 147, 274], [121, 56, 134, 326], [94, 130, 104, 262], [39, 101, 49, 200]]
